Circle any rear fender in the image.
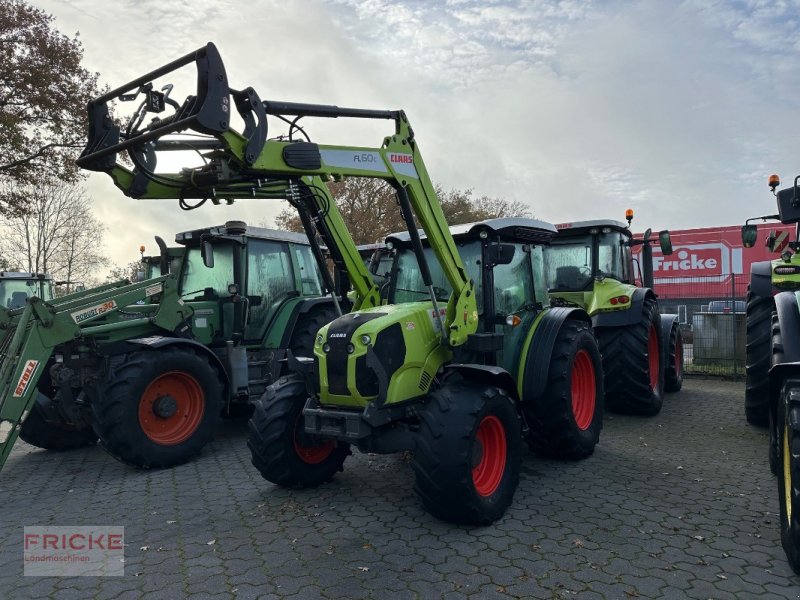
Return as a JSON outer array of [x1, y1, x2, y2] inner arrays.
[[750, 260, 774, 297], [519, 307, 591, 401], [591, 287, 650, 328]]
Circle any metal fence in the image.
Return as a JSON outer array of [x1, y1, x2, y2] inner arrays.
[[656, 274, 750, 378]]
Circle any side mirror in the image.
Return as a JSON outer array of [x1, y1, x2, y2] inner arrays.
[[488, 243, 516, 266], [201, 239, 214, 268], [741, 224, 758, 248], [658, 230, 673, 255]]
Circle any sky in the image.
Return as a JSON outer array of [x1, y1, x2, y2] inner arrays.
[[32, 0, 800, 272]]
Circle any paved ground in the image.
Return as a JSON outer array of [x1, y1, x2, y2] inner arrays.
[[1, 378, 798, 599]]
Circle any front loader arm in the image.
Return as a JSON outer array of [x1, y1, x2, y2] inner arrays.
[[76, 42, 477, 345]]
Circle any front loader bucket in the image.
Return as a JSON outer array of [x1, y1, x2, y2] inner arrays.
[[77, 42, 231, 171]]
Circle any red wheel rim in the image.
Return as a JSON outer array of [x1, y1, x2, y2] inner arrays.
[[138, 371, 205, 445], [571, 349, 596, 431], [648, 324, 660, 392], [293, 414, 335, 465], [472, 415, 507, 497], [675, 335, 683, 378]]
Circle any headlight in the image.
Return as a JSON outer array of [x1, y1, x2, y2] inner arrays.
[[360, 334, 371, 345], [316, 334, 324, 345], [322, 343, 331, 353], [346, 343, 355, 354]]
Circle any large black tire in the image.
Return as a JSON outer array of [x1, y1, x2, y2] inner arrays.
[[288, 307, 337, 360], [777, 380, 800, 574], [664, 323, 684, 393], [745, 290, 774, 427], [19, 396, 98, 451], [248, 375, 350, 487], [524, 319, 603, 459], [92, 348, 224, 468], [770, 314, 784, 475], [412, 377, 521, 526], [598, 297, 664, 416]]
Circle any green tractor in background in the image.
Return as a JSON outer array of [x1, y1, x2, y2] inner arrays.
[[543, 214, 682, 416], [3, 222, 338, 469], [0, 272, 55, 308], [66, 42, 604, 524], [740, 174, 800, 574]]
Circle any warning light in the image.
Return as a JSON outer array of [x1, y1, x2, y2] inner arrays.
[[769, 174, 780, 192], [625, 209, 634, 226], [139, 245, 145, 257], [505, 315, 522, 327]]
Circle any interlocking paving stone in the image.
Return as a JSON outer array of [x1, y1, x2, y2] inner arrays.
[[2, 379, 799, 598]]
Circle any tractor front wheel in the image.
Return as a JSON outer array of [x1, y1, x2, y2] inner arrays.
[[525, 319, 604, 459], [92, 349, 223, 468], [599, 297, 664, 416], [777, 380, 800, 574], [248, 376, 350, 488], [745, 290, 774, 427], [19, 396, 98, 451], [665, 322, 684, 393], [412, 377, 521, 525]]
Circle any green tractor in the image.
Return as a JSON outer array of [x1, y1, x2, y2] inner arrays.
[[740, 174, 800, 574], [66, 42, 604, 524], [0, 272, 55, 308], [2, 222, 338, 468], [543, 216, 681, 415]]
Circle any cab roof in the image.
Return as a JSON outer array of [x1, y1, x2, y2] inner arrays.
[[555, 219, 632, 237], [175, 224, 310, 246], [0, 271, 51, 280], [385, 217, 557, 246]]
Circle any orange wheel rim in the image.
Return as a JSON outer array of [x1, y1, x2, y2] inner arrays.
[[472, 415, 507, 497], [138, 371, 205, 445], [571, 349, 596, 430], [648, 324, 659, 392], [293, 413, 335, 464]]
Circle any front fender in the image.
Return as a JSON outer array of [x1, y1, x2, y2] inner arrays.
[[750, 260, 774, 297], [591, 287, 651, 328], [518, 307, 591, 401]]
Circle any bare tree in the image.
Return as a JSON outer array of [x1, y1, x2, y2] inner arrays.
[[275, 180, 531, 244], [0, 0, 102, 214], [0, 181, 107, 287]]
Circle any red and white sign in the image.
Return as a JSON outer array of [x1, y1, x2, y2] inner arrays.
[[13, 360, 39, 398], [634, 223, 796, 299]]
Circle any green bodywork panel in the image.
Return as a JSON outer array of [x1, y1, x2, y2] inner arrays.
[[549, 278, 636, 317], [315, 302, 451, 408]]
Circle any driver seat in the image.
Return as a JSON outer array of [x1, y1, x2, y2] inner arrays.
[[554, 266, 583, 289], [8, 291, 29, 309]]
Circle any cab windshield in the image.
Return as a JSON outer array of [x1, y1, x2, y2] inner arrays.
[[545, 231, 629, 290], [0, 279, 47, 308], [180, 245, 235, 296], [391, 243, 483, 311]]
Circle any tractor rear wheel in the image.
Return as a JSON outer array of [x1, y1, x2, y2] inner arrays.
[[664, 322, 684, 393], [412, 377, 521, 525], [92, 348, 223, 468], [745, 290, 774, 427], [248, 375, 349, 487], [777, 380, 800, 574], [524, 319, 604, 459], [770, 315, 785, 475], [19, 368, 97, 451], [599, 297, 664, 416]]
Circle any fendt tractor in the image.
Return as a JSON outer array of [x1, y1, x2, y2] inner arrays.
[[0, 272, 55, 309], [54, 41, 605, 524], [543, 215, 682, 416], [741, 174, 800, 573], [0, 222, 338, 470]]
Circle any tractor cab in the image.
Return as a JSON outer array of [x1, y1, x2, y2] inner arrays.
[[385, 217, 556, 372], [545, 219, 672, 317], [0, 272, 54, 308]]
